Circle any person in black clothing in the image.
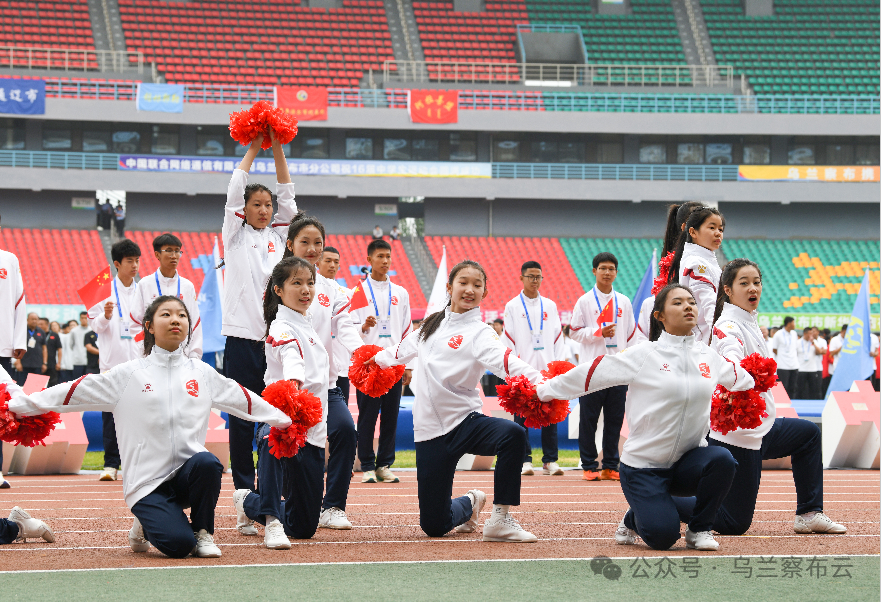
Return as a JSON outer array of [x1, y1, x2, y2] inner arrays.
[[38, 318, 63, 387], [84, 330, 100, 375], [13, 313, 46, 386]]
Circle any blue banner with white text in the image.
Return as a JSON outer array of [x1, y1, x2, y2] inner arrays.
[[0, 78, 46, 115], [136, 83, 184, 113]]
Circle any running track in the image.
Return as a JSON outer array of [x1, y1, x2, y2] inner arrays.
[[0, 469, 877, 570]]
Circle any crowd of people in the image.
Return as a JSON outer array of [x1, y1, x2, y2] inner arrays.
[[0, 129, 854, 556]]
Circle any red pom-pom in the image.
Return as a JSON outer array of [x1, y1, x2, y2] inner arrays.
[[267, 425, 309, 460], [261, 380, 323, 458], [651, 251, 676, 296], [229, 101, 299, 150], [0, 384, 18, 441], [496, 365, 573, 429], [349, 345, 406, 398], [710, 387, 768, 435], [740, 352, 777, 393], [0, 384, 61, 447]]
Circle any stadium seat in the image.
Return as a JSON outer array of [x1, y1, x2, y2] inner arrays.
[[0, 0, 96, 64]]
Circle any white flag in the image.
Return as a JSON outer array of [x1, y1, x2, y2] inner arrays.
[[425, 245, 448, 317]]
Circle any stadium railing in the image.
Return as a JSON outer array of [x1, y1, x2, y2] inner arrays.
[[491, 163, 739, 181], [0, 46, 146, 74], [37, 79, 878, 115]]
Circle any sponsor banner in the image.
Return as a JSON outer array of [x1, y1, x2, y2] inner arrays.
[[738, 165, 880, 182], [136, 83, 184, 113], [375, 203, 398, 216], [0, 78, 45, 115], [759, 313, 880, 331], [118, 155, 492, 178], [71, 197, 96, 210], [277, 86, 328, 121], [409, 90, 458, 124]]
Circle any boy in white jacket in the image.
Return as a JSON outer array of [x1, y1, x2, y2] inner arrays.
[[539, 284, 755, 552], [502, 260, 565, 476], [9, 295, 292, 559], [131, 233, 202, 360]]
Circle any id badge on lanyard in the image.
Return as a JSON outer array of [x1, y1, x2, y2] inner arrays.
[[114, 281, 133, 340], [27, 334, 36, 348], [378, 317, 392, 338], [532, 331, 544, 351], [367, 277, 393, 338]]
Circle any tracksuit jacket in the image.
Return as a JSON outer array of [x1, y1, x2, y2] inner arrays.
[[87, 276, 141, 372], [131, 270, 203, 359], [0, 249, 26, 357], [221, 169, 296, 341], [374, 307, 542, 442], [502, 293, 564, 371], [536, 331, 755, 469], [678, 243, 722, 344], [312, 273, 363, 384], [568, 287, 636, 367], [265, 305, 330, 448], [10, 345, 291, 508], [709, 302, 776, 450]]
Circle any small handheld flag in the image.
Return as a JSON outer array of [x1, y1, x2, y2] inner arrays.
[[593, 299, 615, 337], [77, 266, 113, 310], [349, 281, 369, 312]]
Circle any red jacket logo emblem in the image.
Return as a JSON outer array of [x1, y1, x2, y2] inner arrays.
[[617, 308, 623, 318], [660, 363, 671, 372], [143, 384, 154, 393], [699, 363, 712, 378], [268, 241, 275, 253], [317, 293, 330, 307], [391, 296, 399, 306], [186, 379, 199, 397], [0, 268, 6, 279], [543, 311, 548, 320], [448, 335, 463, 349]]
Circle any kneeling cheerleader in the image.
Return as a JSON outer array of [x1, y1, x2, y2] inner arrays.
[[536, 284, 757, 551], [6, 296, 292, 559]]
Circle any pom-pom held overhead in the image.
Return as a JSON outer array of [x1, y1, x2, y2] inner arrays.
[[496, 360, 575, 429], [261, 380, 323, 459], [0, 383, 63, 447], [229, 101, 299, 150], [349, 345, 406, 398], [651, 251, 676, 296], [710, 352, 774, 435]]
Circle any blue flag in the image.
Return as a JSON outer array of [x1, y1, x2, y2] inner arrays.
[[136, 83, 184, 113], [631, 249, 657, 320], [826, 269, 875, 397], [192, 238, 226, 355]]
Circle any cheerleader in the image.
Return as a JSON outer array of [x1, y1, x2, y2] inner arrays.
[[277, 213, 364, 530], [668, 206, 725, 344], [692, 259, 844, 535], [221, 130, 296, 499], [634, 202, 705, 344], [8, 296, 292, 559], [537, 284, 756, 551], [366, 260, 543, 542], [233, 257, 330, 549]]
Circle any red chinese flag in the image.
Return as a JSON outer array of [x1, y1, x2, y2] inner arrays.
[[77, 266, 113, 310], [277, 86, 328, 121], [409, 90, 458, 124], [349, 281, 369, 312], [593, 299, 615, 337]]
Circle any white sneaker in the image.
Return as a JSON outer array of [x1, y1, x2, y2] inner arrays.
[[455, 489, 487, 533], [9, 507, 55, 543], [521, 462, 534, 476], [319, 507, 353, 530], [232, 489, 258, 536], [543, 462, 564, 476], [263, 519, 291, 550], [0, 471, 9, 489], [99, 467, 117, 481], [685, 528, 719, 551], [191, 529, 222, 557], [794, 512, 847, 534], [128, 517, 150, 552], [482, 511, 538, 543], [362, 470, 377, 483], [615, 514, 637, 545], [375, 466, 400, 483]]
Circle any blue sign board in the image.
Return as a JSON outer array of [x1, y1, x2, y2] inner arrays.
[[0, 78, 46, 115]]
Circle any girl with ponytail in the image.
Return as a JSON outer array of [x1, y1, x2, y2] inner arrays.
[[675, 258, 847, 537], [364, 260, 547, 543], [667, 206, 725, 343]]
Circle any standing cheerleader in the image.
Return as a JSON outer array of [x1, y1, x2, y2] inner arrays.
[[277, 213, 364, 530], [233, 257, 331, 548], [668, 206, 725, 344], [8, 296, 292, 558], [634, 202, 705, 344], [221, 130, 296, 501], [537, 284, 756, 551], [696, 259, 845, 535], [367, 260, 544, 542]]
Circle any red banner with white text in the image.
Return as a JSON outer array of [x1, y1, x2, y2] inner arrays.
[[409, 90, 458, 123], [277, 86, 328, 121]]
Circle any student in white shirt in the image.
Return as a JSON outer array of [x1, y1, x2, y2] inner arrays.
[[221, 131, 296, 494], [369, 260, 545, 542], [502, 261, 565, 477], [538, 284, 755, 551], [796, 327, 824, 399], [131, 233, 202, 359], [351, 239, 412, 485], [668, 206, 724, 344], [234, 257, 329, 550], [771, 316, 800, 397], [697, 259, 846, 536], [826, 324, 847, 387], [562, 325, 579, 364], [568, 252, 636, 482], [317, 246, 352, 398], [278, 214, 363, 530], [87, 239, 142, 482], [10, 295, 292, 558]]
